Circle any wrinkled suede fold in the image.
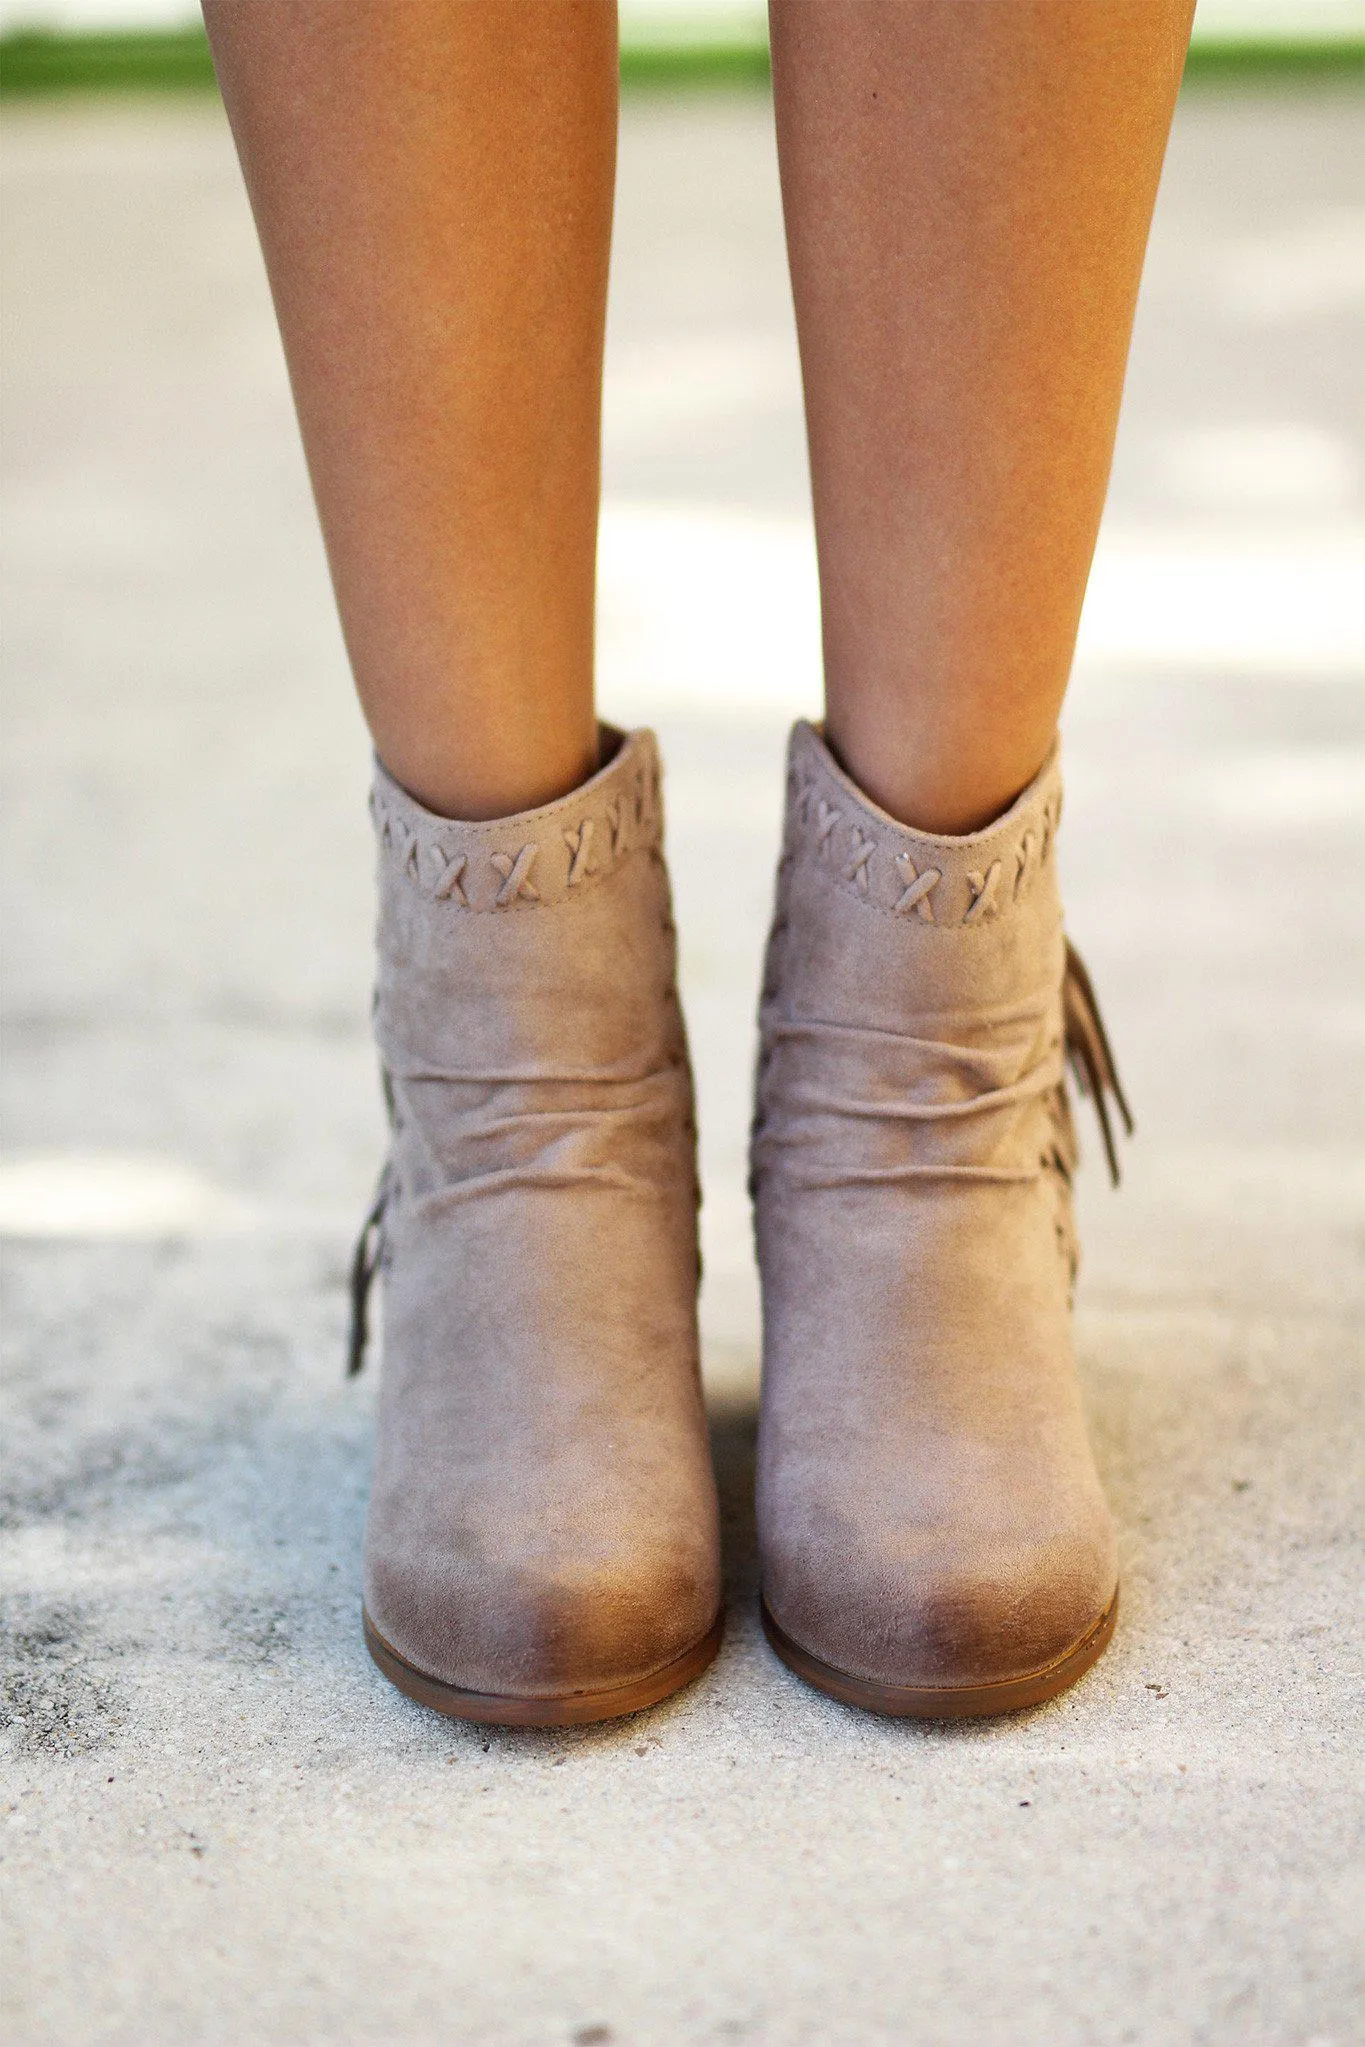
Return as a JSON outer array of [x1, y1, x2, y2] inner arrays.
[[362, 728, 722, 1702], [752, 722, 1118, 1696]]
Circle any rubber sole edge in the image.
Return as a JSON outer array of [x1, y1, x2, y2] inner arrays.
[[761, 1586, 1119, 1719], [363, 1607, 725, 1727]]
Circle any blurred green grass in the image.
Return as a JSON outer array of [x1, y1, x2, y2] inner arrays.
[[0, 26, 770, 93], [1, 22, 1362, 96]]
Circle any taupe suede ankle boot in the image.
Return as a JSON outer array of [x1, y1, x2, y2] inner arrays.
[[751, 723, 1130, 1717], [350, 728, 723, 1724]]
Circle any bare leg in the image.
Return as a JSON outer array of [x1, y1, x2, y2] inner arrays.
[[770, 0, 1194, 832], [203, 0, 616, 820]]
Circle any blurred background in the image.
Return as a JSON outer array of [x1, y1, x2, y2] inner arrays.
[[2, 9, 1363, 2047]]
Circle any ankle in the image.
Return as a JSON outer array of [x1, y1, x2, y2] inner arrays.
[[372, 723, 603, 824], [821, 712, 1059, 838]]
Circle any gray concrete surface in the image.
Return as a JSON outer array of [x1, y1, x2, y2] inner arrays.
[[2, 83, 1363, 2047]]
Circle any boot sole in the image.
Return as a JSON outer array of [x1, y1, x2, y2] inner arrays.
[[363, 1607, 725, 1727], [761, 1585, 1119, 1719]]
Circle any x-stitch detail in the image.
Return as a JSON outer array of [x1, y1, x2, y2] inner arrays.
[[1014, 831, 1035, 901], [793, 774, 817, 829], [373, 800, 423, 888], [1039, 801, 1055, 865], [964, 862, 1003, 924], [370, 737, 669, 917], [563, 818, 598, 888], [795, 758, 1067, 927], [378, 809, 420, 877], [490, 843, 541, 907], [608, 796, 633, 857], [431, 848, 468, 904], [894, 854, 940, 922], [843, 830, 876, 895], [815, 800, 841, 857]]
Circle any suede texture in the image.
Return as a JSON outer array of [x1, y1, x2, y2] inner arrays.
[[752, 722, 1118, 1694], [362, 728, 722, 1700]]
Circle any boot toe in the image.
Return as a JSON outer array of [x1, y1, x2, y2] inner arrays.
[[365, 1531, 720, 1706], [764, 1511, 1117, 1700]]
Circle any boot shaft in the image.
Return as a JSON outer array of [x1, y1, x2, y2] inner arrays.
[[755, 723, 1071, 1189], [369, 729, 694, 1206]]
